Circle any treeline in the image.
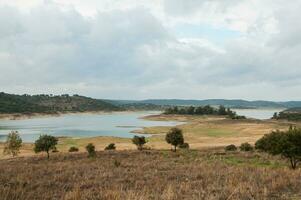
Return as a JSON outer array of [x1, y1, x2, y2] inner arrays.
[[0, 92, 122, 114], [164, 105, 246, 119], [272, 111, 301, 121]]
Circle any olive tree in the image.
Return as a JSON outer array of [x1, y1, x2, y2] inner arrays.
[[3, 131, 22, 157], [255, 127, 301, 169], [132, 136, 147, 150], [34, 135, 58, 159], [165, 128, 184, 152]]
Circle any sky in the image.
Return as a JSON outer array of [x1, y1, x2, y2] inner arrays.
[[0, 0, 301, 101]]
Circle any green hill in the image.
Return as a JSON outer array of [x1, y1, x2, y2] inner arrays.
[[0, 92, 122, 114]]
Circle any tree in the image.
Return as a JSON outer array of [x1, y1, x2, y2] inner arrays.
[[86, 143, 96, 157], [218, 105, 227, 115], [3, 131, 22, 157], [255, 127, 301, 169], [165, 128, 184, 152], [105, 143, 116, 150], [225, 144, 237, 151], [69, 146, 79, 152], [239, 142, 253, 151], [34, 135, 58, 159], [132, 136, 147, 150]]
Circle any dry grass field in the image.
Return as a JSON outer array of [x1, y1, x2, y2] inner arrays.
[[1, 149, 301, 200]]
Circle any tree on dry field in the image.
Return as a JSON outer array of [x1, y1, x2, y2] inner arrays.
[[255, 126, 301, 169], [34, 135, 58, 159], [3, 131, 22, 157], [165, 128, 184, 152], [132, 136, 147, 150], [86, 143, 96, 157]]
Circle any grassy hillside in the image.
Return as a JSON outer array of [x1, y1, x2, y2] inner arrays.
[[0, 92, 122, 114], [0, 150, 300, 200]]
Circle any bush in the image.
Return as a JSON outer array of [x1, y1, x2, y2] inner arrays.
[[69, 146, 79, 152], [105, 143, 116, 150], [132, 136, 147, 150], [3, 131, 22, 157], [179, 142, 189, 149], [239, 142, 253, 151], [255, 127, 301, 169], [165, 128, 184, 152], [34, 135, 58, 159], [85, 143, 96, 157], [225, 144, 237, 151]]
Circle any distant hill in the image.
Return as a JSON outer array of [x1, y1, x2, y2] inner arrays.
[[107, 99, 301, 108], [0, 92, 122, 114]]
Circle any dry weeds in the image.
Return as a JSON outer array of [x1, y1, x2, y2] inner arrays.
[[0, 150, 300, 200]]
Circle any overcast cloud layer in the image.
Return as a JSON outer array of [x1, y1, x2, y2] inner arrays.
[[0, 0, 300, 100]]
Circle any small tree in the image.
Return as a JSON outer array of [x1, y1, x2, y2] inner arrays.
[[239, 142, 253, 151], [225, 144, 237, 151], [255, 127, 301, 169], [132, 136, 147, 150], [69, 146, 79, 152], [165, 128, 184, 152], [86, 143, 96, 157], [3, 131, 22, 157], [34, 135, 58, 159], [105, 143, 116, 150]]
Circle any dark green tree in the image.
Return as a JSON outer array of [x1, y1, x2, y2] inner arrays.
[[132, 136, 147, 150], [3, 131, 22, 157], [86, 143, 96, 157], [218, 105, 227, 115], [165, 128, 184, 152], [34, 135, 58, 159], [255, 127, 301, 169]]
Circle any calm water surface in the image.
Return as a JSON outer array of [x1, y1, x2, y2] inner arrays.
[[0, 109, 285, 142], [0, 112, 180, 142], [233, 108, 284, 120]]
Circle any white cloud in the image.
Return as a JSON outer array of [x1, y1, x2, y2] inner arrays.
[[0, 0, 300, 100]]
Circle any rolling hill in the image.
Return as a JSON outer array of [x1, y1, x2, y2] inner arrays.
[[0, 92, 122, 114]]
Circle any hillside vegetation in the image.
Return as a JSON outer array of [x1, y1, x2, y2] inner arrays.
[[273, 108, 301, 121], [0, 92, 121, 114], [0, 150, 300, 200], [109, 99, 301, 108]]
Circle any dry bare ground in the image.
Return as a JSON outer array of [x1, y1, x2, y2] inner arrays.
[[1, 150, 301, 200]]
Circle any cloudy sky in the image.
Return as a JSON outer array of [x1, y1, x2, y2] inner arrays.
[[0, 0, 300, 100]]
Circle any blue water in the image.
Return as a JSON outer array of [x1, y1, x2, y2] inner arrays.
[[0, 112, 180, 142]]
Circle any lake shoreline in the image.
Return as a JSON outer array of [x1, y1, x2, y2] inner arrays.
[[0, 110, 151, 121]]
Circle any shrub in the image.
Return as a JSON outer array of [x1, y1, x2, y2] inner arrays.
[[105, 143, 116, 150], [34, 135, 58, 159], [239, 142, 253, 151], [255, 127, 301, 169], [165, 128, 184, 152], [85, 143, 96, 157], [132, 136, 147, 150], [3, 131, 22, 157], [225, 144, 237, 151], [179, 142, 189, 149], [69, 146, 79, 152]]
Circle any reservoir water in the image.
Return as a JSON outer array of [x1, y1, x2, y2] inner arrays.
[[0, 112, 180, 142], [233, 108, 284, 120], [0, 109, 284, 142]]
